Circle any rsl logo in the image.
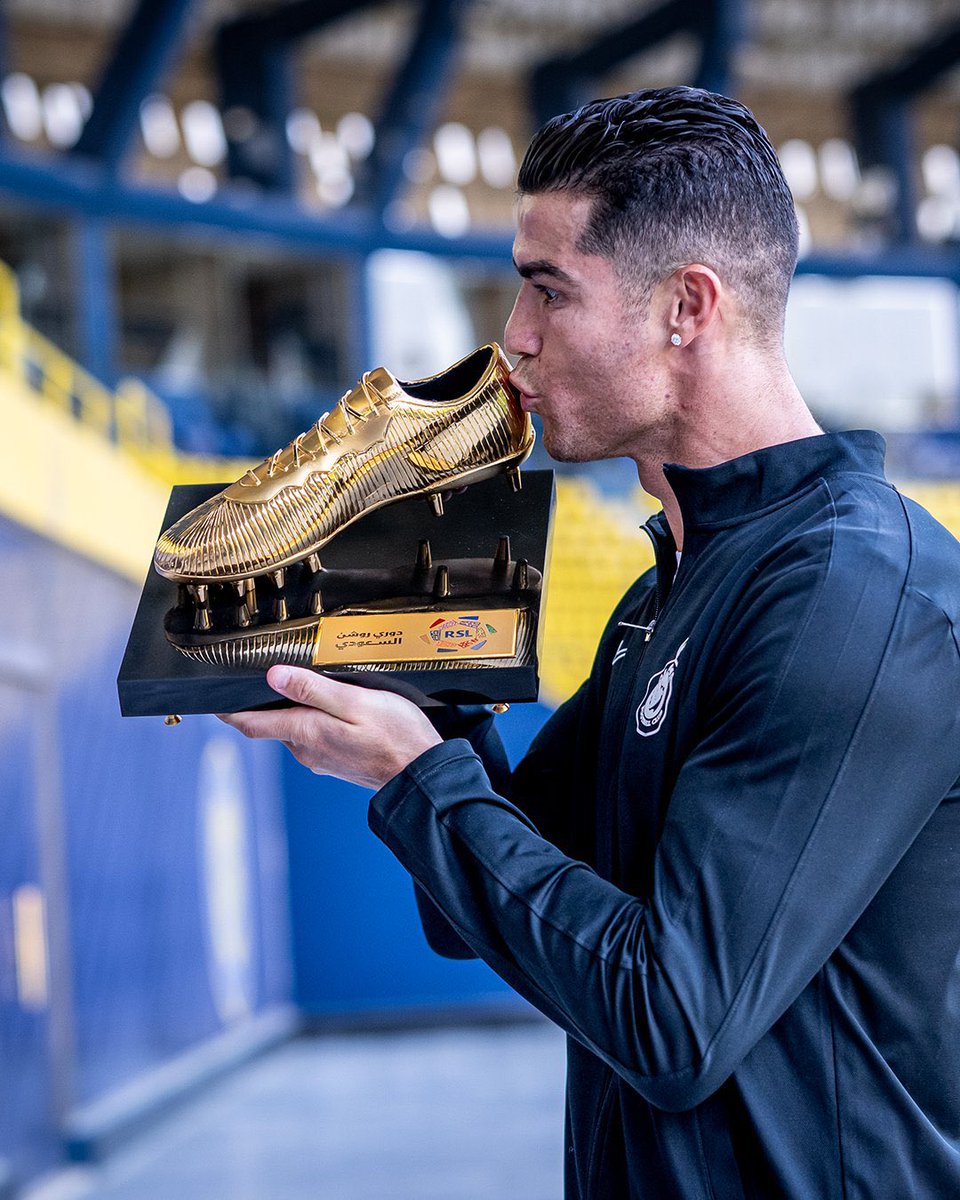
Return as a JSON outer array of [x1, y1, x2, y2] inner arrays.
[[636, 639, 689, 737], [421, 614, 495, 654]]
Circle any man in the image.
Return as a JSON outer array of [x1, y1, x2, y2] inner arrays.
[[222, 88, 960, 1198]]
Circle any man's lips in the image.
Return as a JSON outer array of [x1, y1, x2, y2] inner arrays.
[[510, 376, 539, 411]]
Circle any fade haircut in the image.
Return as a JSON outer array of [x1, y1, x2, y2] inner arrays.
[[518, 87, 799, 341]]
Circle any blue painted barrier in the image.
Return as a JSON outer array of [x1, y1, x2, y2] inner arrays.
[[0, 514, 293, 1179], [284, 699, 554, 1017], [0, 681, 56, 1183]]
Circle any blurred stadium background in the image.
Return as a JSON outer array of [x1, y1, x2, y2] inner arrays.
[[1, 0, 959, 1196]]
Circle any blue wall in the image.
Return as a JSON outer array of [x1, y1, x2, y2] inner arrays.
[[0, 680, 55, 1183], [0, 516, 291, 1186], [285, 700, 553, 1016]]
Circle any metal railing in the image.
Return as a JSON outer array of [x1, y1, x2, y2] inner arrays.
[[0, 260, 247, 485]]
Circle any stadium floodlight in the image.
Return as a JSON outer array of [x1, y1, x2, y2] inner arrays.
[[140, 94, 181, 158], [182, 100, 227, 167], [819, 139, 860, 203], [178, 166, 218, 203], [43, 82, 85, 148], [434, 122, 477, 186], [922, 145, 960, 201], [779, 139, 818, 201], [428, 184, 471, 237], [286, 108, 321, 155], [916, 195, 959, 243], [478, 126, 517, 189], [337, 112, 375, 160], [2, 73, 43, 141]]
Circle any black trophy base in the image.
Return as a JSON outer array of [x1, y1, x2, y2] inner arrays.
[[117, 470, 555, 715]]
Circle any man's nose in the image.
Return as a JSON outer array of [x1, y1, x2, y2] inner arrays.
[[504, 289, 540, 359]]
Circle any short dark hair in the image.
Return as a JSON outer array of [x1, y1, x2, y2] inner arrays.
[[518, 87, 799, 339]]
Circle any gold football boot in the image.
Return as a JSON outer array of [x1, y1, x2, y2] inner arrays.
[[154, 343, 534, 585]]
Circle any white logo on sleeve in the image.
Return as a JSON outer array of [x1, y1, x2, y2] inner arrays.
[[636, 639, 689, 737]]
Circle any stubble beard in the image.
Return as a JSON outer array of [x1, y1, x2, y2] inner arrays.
[[540, 417, 605, 465]]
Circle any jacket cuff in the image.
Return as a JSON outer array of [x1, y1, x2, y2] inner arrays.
[[369, 737, 537, 873], [370, 737, 484, 836]]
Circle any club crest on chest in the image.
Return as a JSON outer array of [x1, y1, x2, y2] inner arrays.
[[636, 639, 689, 737]]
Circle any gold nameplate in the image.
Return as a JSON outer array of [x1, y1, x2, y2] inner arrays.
[[311, 609, 520, 666]]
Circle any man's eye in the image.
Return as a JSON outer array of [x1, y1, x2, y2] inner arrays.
[[537, 285, 559, 305]]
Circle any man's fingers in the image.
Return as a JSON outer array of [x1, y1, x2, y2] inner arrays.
[[217, 667, 440, 788], [266, 664, 361, 719], [217, 705, 336, 745], [217, 709, 284, 739]]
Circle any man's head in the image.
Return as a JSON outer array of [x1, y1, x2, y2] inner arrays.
[[517, 86, 799, 342]]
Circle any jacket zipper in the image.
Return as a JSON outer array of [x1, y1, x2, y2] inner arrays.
[[618, 516, 677, 645]]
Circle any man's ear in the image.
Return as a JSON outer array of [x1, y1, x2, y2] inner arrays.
[[664, 264, 722, 347]]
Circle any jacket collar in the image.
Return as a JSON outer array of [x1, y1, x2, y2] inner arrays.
[[661, 430, 887, 530]]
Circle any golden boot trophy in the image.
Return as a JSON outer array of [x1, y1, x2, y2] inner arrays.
[[118, 344, 554, 716]]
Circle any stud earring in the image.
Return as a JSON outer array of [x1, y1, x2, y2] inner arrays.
[[670, 333, 682, 346]]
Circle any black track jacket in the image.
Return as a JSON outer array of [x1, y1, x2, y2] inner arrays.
[[369, 431, 960, 1199]]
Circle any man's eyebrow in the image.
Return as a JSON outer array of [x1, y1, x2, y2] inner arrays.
[[512, 257, 576, 285]]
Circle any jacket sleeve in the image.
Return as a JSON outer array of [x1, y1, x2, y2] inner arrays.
[[410, 577, 648, 958], [412, 677, 601, 957], [412, 703, 513, 958], [370, 499, 960, 1111]]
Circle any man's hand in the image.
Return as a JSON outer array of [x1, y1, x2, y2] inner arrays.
[[218, 665, 442, 790]]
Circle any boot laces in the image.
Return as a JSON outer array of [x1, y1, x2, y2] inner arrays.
[[246, 375, 380, 483]]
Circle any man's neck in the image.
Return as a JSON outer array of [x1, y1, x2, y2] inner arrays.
[[633, 361, 821, 551]]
